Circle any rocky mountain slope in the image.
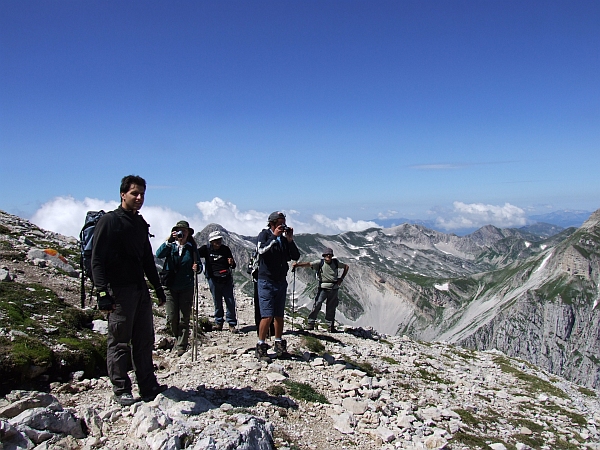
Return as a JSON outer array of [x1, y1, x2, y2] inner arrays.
[[197, 212, 600, 389], [2, 209, 600, 449]]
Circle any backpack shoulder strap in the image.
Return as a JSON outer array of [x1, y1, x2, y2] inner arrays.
[[317, 258, 325, 283]]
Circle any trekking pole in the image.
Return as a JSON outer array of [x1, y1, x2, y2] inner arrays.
[[192, 270, 198, 362], [291, 266, 296, 333]]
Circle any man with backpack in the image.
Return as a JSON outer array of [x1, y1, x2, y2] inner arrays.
[[198, 230, 238, 332], [292, 247, 349, 333], [256, 211, 300, 360], [91, 175, 167, 406]]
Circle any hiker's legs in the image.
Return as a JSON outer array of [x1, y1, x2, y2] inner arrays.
[[107, 286, 137, 395], [273, 316, 284, 339], [172, 288, 193, 350], [307, 288, 326, 325], [222, 279, 237, 326], [257, 278, 287, 340], [324, 289, 339, 326], [165, 290, 179, 338], [129, 286, 159, 394], [208, 278, 225, 325], [258, 317, 273, 342], [108, 285, 158, 396]]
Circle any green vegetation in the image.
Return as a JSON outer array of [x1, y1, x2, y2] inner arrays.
[[343, 357, 377, 377], [225, 407, 252, 415], [578, 386, 597, 397], [11, 336, 53, 367], [452, 432, 499, 449], [493, 355, 567, 399], [536, 275, 595, 306], [0, 281, 109, 390], [337, 290, 364, 320], [415, 367, 449, 384], [283, 380, 329, 404], [453, 408, 478, 427], [381, 356, 398, 365], [267, 385, 286, 397], [301, 335, 325, 354], [543, 403, 587, 426]]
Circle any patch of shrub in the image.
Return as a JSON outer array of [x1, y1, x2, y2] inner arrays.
[[578, 386, 597, 397], [343, 357, 377, 377], [267, 385, 286, 397], [301, 335, 325, 354], [283, 380, 329, 404], [11, 335, 53, 367], [493, 355, 567, 399], [57, 336, 107, 378]]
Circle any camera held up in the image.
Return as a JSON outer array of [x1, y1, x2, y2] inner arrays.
[[176, 230, 184, 239]]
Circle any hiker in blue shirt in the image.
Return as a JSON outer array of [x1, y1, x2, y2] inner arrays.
[[155, 220, 201, 356], [293, 247, 349, 333]]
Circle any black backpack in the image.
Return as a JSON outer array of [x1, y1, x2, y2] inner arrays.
[[79, 210, 106, 307], [246, 247, 259, 279]]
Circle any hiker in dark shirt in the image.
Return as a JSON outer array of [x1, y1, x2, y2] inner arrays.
[[293, 247, 349, 332], [198, 230, 238, 333], [155, 220, 201, 356], [91, 175, 167, 406], [255, 211, 300, 360]]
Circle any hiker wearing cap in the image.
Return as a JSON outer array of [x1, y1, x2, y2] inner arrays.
[[198, 230, 237, 332], [255, 211, 301, 360], [293, 247, 349, 332], [91, 175, 167, 406], [155, 220, 201, 356]]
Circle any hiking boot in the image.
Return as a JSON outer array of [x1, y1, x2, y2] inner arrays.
[[274, 339, 288, 358], [328, 324, 336, 333], [141, 384, 168, 402], [255, 343, 271, 362], [229, 325, 238, 334], [214, 323, 223, 331], [114, 392, 136, 406], [305, 323, 315, 331]]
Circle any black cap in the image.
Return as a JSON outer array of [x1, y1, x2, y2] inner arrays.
[[268, 211, 286, 222], [322, 247, 334, 256]]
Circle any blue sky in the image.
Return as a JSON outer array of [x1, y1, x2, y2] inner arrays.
[[1, 1, 599, 243]]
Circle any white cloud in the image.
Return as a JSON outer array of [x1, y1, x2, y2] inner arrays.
[[377, 210, 398, 219], [30, 196, 381, 250], [31, 196, 118, 239], [195, 197, 267, 236], [310, 214, 380, 234], [436, 201, 527, 230]]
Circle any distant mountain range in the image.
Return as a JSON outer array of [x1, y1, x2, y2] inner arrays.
[[189, 208, 600, 388], [370, 209, 592, 236]]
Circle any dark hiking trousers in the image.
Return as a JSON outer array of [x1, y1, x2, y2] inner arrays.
[[165, 287, 193, 351], [107, 285, 159, 396], [208, 277, 237, 326], [307, 288, 339, 326]]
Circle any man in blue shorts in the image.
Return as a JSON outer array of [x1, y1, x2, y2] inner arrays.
[[256, 211, 300, 360]]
